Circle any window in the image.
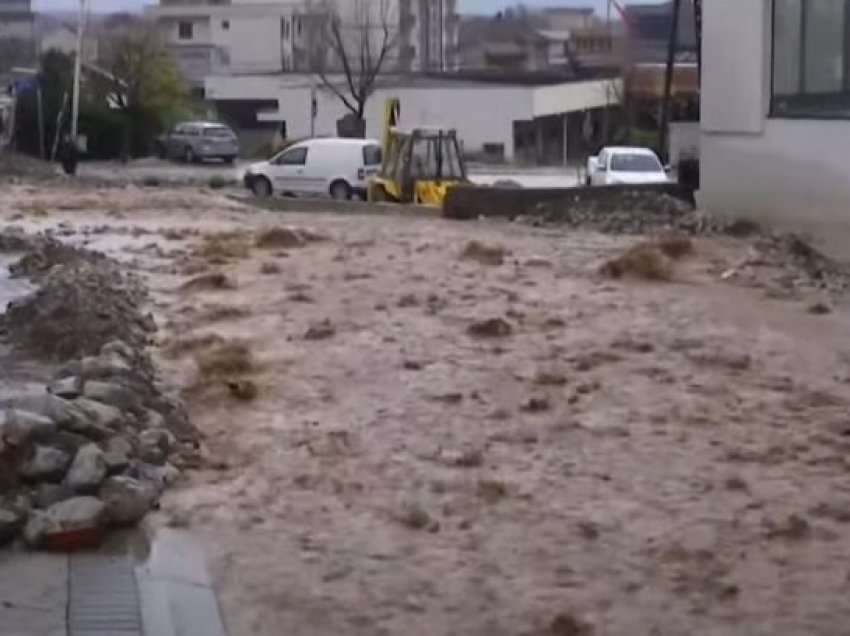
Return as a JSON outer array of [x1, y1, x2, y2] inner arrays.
[[363, 144, 382, 166], [610, 153, 663, 173], [222, 20, 230, 30], [274, 146, 308, 165], [178, 21, 193, 40], [203, 126, 234, 138], [772, 0, 850, 118]]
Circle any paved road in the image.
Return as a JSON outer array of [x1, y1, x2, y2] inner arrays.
[[78, 158, 580, 190]]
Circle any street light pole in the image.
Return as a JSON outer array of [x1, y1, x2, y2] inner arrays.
[[70, 0, 86, 142]]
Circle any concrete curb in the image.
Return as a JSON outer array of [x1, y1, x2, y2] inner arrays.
[[231, 194, 442, 218], [134, 529, 228, 636]]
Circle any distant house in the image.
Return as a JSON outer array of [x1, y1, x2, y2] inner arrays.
[[700, 0, 850, 255], [458, 15, 552, 71], [623, 0, 697, 64]]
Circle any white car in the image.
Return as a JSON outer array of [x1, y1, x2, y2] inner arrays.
[[586, 146, 669, 186], [243, 137, 382, 200]]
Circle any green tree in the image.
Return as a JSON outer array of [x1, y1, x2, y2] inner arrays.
[[97, 20, 189, 158]]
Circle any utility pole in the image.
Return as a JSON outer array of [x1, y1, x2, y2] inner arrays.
[[659, 0, 682, 162], [70, 0, 87, 143], [36, 81, 44, 159], [601, 0, 611, 145]]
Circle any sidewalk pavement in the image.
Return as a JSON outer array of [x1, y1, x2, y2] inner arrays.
[[0, 529, 227, 636]]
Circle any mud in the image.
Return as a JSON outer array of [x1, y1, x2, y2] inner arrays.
[[3, 183, 850, 635]]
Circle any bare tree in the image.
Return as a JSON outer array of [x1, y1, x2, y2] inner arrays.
[[315, 0, 399, 122]]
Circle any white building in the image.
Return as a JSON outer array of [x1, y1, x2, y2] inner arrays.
[[38, 20, 99, 63], [149, 0, 459, 86], [700, 0, 850, 255], [205, 72, 619, 163], [0, 0, 36, 74]]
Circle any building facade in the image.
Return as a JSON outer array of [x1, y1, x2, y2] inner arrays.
[[205, 72, 619, 163], [149, 0, 459, 86], [700, 0, 850, 255], [0, 0, 36, 74]]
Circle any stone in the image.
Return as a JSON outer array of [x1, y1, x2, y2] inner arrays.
[[144, 409, 165, 430], [100, 339, 136, 361], [81, 353, 133, 380], [72, 397, 124, 433], [1, 409, 57, 446], [0, 508, 21, 546], [132, 462, 180, 494], [46, 430, 91, 455], [34, 483, 74, 509], [66, 444, 108, 493], [8, 394, 90, 431], [83, 380, 136, 411], [19, 445, 72, 482], [99, 476, 157, 526], [23, 496, 107, 548], [48, 376, 83, 399], [138, 428, 175, 465], [103, 436, 133, 474]]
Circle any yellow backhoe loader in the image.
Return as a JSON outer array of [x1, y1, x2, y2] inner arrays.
[[367, 98, 469, 207]]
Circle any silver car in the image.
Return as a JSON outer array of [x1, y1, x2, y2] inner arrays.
[[156, 121, 239, 164]]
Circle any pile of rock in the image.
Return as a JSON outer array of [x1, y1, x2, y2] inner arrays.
[[525, 192, 706, 235], [2, 236, 153, 361], [0, 338, 195, 549], [0, 231, 197, 549]]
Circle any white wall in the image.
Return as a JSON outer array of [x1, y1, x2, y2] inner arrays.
[[0, 17, 33, 39], [212, 16, 283, 73], [162, 16, 212, 45], [533, 79, 620, 118], [701, 0, 768, 133], [700, 0, 850, 257], [209, 75, 533, 158]]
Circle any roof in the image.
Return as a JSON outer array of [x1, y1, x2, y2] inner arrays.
[[293, 137, 380, 146], [537, 29, 572, 42], [603, 146, 659, 155], [458, 15, 549, 50], [184, 120, 231, 128]]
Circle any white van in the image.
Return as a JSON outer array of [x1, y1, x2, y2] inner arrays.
[[243, 137, 382, 200]]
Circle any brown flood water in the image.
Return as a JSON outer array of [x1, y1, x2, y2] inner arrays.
[[3, 184, 850, 636]]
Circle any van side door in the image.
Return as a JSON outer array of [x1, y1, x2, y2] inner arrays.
[[268, 145, 310, 194]]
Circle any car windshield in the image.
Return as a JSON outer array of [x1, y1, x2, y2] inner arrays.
[[610, 153, 662, 172], [204, 126, 234, 139]]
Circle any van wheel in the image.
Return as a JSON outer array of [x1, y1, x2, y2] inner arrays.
[[252, 176, 272, 198], [329, 180, 352, 201]]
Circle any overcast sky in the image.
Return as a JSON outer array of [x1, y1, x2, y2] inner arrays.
[[33, 0, 665, 15]]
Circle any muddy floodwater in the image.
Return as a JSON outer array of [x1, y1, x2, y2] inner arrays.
[[3, 184, 850, 636]]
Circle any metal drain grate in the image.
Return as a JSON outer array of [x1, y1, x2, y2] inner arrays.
[[68, 552, 143, 636]]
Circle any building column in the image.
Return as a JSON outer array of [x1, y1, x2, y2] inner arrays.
[[563, 112, 569, 166]]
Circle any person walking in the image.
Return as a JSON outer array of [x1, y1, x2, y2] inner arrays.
[[60, 134, 79, 176]]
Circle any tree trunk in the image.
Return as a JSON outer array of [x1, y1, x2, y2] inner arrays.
[[120, 113, 131, 163]]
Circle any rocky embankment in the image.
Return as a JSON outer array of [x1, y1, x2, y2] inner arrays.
[[0, 231, 197, 549]]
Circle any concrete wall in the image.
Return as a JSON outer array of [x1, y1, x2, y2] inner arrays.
[[699, 0, 850, 257], [0, 16, 33, 39], [161, 16, 212, 45], [208, 76, 532, 158], [212, 16, 283, 73]]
